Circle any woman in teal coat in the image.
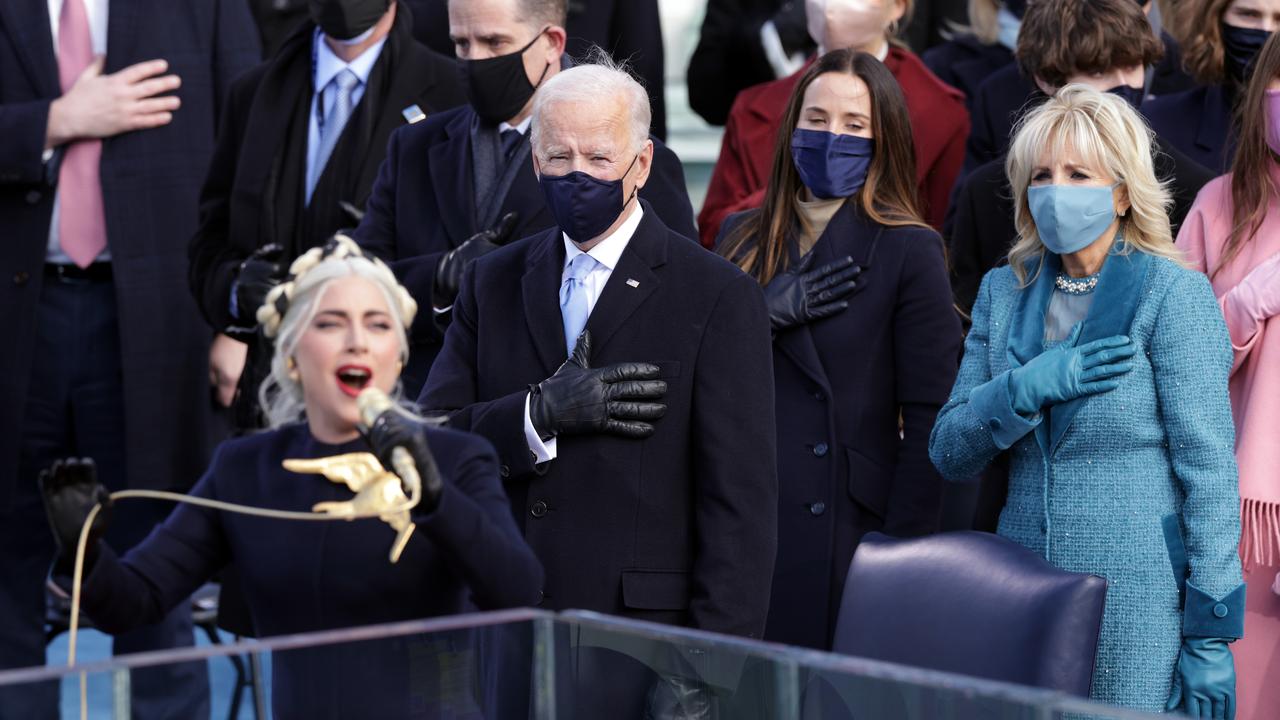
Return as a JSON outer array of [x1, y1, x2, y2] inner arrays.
[[929, 85, 1246, 717]]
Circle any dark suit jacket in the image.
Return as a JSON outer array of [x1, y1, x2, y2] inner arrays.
[[189, 6, 466, 334], [0, 0, 259, 505], [1143, 83, 1235, 174], [418, 204, 778, 638], [947, 137, 1215, 315], [354, 104, 696, 394], [403, 0, 668, 139], [74, 421, 541, 718], [718, 203, 960, 650], [246, 0, 308, 58]]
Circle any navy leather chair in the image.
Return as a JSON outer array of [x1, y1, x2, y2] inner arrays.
[[832, 531, 1107, 696]]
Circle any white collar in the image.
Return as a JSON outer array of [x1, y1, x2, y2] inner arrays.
[[500, 116, 533, 136], [562, 202, 644, 272], [313, 27, 386, 92]]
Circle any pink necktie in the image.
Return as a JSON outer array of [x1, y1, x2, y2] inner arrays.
[[57, 0, 107, 268]]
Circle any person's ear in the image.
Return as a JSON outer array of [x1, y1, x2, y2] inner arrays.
[[542, 25, 567, 62], [1033, 76, 1058, 96], [632, 139, 654, 192], [1115, 184, 1132, 217]]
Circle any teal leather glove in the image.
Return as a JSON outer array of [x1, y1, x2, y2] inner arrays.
[[1166, 636, 1236, 719], [1008, 323, 1136, 415]]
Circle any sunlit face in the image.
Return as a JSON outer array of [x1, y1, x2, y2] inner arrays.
[[1029, 144, 1130, 216], [292, 275, 402, 441], [448, 0, 564, 79], [531, 96, 654, 245], [806, 0, 907, 54], [1225, 0, 1280, 32], [797, 72, 874, 139]]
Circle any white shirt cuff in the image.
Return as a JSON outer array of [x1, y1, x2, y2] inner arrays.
[[523, 393, 557, 463]]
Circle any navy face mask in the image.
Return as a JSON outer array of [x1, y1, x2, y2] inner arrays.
[[1222, 22, 1272, 85], [790, 128, 874, 200], [1106, 83, 1145, 109], [539, 155, 639, 244]]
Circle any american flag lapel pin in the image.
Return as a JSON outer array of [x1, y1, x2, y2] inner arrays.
[[626, 278, 640, 288]]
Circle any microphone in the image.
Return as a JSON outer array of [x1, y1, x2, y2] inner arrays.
[[356, 388, 422, 503]]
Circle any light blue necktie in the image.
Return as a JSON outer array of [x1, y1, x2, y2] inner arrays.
[[560, 253, 599, 356], [307, 68, 360, 203]]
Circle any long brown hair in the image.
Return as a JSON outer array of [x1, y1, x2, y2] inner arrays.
[[1172, 0, 1235, 84], [1219, 31, 1280, 278], [719, 49, 926, 286]]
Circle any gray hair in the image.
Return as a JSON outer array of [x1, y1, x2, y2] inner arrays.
[[258, 255, 414, 428], [530, 48, 651, 153]]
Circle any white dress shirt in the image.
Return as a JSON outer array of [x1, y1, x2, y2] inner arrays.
[[45, 0, 109, 264], [523, 202, 646, 463]]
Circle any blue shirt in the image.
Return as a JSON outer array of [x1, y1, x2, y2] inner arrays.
[[305, 28, 386, 195]]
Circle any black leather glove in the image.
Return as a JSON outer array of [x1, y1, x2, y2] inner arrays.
[[364, 410, 445, 515], [763, 254, 861, 332], [234, 243, 287, 323], [38, 458, 112, 574], [643, 674, 715, 720], [529, 331, 667, 439], [434, 212, 521, 309], [771, 1, 815, 59]]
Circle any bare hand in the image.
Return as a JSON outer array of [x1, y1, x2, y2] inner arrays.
[[46, 57, 181, 148], [208, 333, 247, 408]]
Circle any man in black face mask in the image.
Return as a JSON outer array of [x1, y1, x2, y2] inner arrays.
[[1144, 0, 1280, 172], [353, 0, 696, 398], [189, 0, 465, 432], [419, 58, 777, 696]]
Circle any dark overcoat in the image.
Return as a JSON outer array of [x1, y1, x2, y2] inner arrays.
[[1143, 83, 1235, 174], [0, 0, 259, 504], [720, 202, 961, 649], [418, 204, 779, 639], [353, 104, 696, 394]]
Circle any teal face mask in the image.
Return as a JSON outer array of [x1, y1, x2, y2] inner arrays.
[[1027, 184, 1118, 255]]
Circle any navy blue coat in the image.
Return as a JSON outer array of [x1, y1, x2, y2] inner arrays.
[[418, 204, 778, 639], [961, 63, 1038, 177], [719, 203, 961, 650], [74, 422, 542, 718], [921, 35, 1014, 113], [354, 104, 695, 395], [0, 0, 259, 505], [1143, 84, 1235, 174]]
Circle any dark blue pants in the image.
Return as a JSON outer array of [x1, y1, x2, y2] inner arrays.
[[0, 273, 210, 719]]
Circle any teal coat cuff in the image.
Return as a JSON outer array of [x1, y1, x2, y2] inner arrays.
[[967, 371, 1041, 449], [1183, 581, 1246, 639]]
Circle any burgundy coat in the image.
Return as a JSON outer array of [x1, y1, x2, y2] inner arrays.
[[697, 46, 968, 247]]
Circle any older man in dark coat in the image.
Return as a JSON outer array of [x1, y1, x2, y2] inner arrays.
[[0, 0, 258, 716]]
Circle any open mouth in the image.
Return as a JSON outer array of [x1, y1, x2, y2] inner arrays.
[[335, 365, 372, 397]]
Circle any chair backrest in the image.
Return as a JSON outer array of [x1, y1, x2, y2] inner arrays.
[[832, 531, 1107, 696]]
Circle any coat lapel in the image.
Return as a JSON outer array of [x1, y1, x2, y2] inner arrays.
[[583, 208, 663, 356], [428, 110, 477, 248], [522, 230, 570, 375], [1046, 247, 1151, 452], [1005, 254, 1058, 457], [0, 0, 59, 97]]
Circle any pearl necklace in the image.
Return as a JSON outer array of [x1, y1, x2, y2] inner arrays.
[[1054, 271, 1100, 295]]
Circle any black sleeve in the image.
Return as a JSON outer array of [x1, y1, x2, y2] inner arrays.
[[947, 162, 1015, 316], [604, 0, 667, 140], [686, 0, 779, 126]]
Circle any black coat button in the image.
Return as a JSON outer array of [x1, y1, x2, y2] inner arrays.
[[13, 271, 30, 286], [813, 442, 829, 457], [530, 500, 548, 518], [499, 464, 510, 478], [24, 190, 41, 205], [809, 502, 826, 516], [988, 418, 1003, 431]]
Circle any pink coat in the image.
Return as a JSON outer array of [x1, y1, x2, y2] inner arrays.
[[1177, 170, 1280, 569]]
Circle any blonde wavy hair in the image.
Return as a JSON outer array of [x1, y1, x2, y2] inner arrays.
[[256, 235, 419, 428], [1005, 84, 1182, 286]]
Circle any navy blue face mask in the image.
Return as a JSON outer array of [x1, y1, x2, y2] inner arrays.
[[1106, 83, 1145, 109], [1222, 22, 1272, 85], [539, 155, 639, 244], [790, 128, 874, 200]]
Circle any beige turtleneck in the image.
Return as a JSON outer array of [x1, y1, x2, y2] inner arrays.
[[794, 192, 845, 256]]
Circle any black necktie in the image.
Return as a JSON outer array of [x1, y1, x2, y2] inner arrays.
[[500, 128, 523, 159]]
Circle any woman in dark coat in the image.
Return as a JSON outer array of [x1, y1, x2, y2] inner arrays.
[[717, 49, 962, 651], [40, 238, 543, 718]]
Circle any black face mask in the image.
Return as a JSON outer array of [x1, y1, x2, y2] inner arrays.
[[460, 27, 551, 125], [309, 0, 390, 41], [1222, 22, 1272, 85], [1106, 83, 1146, 109]]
